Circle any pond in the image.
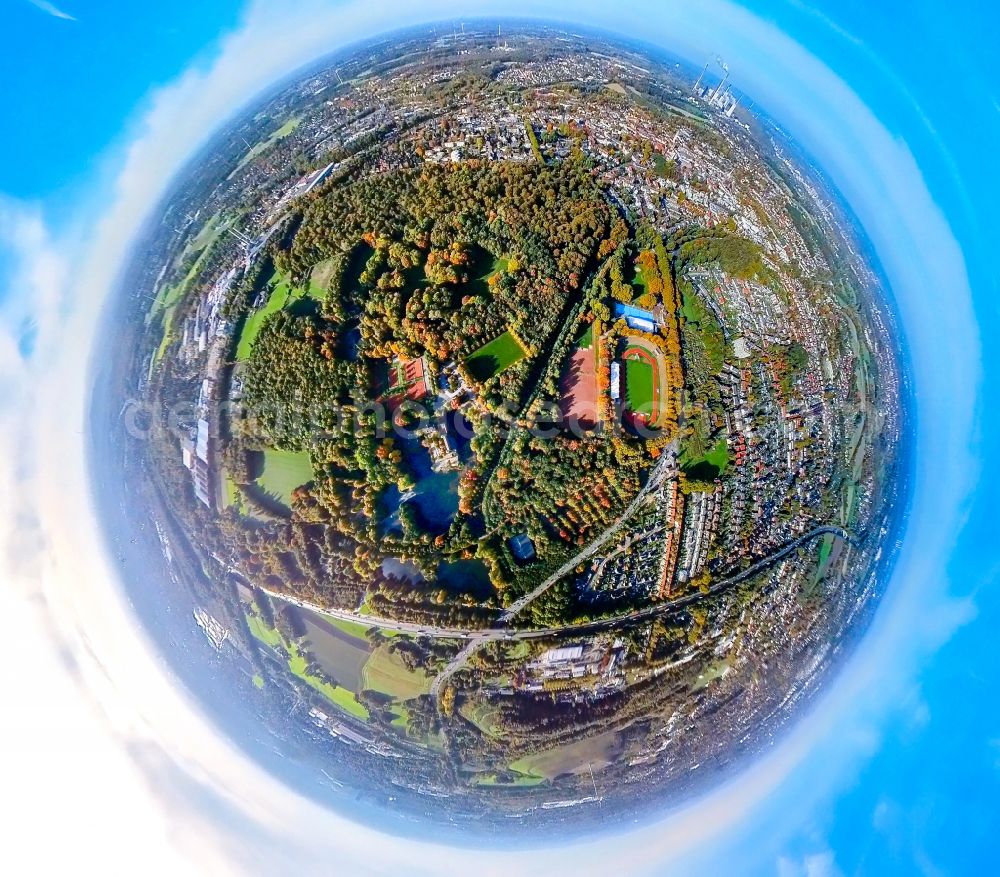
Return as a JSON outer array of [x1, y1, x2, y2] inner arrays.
[[443, 410, 475, 463], [381, 557, 423, 584], [378, 438, 460, 536], [378, 485, 405, 536], [338, 319, 361, 361], [436, 558, 493, 599]]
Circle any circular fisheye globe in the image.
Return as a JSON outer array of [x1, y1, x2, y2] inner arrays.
[[95, 23, 906, 835]]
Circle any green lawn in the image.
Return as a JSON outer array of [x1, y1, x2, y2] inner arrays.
[[147, 282, 190, 375], [681, 438, 730, 481], [704, 438, 730, 471], [188, 210, 224, 252], [815, 532, 835, 584], [222, 478, 275, 522], [245, 606, 369, 720], [272, 117, 300, 138], [632, 261, 652, 299], [468, 251, 511, 295], [256, 448, 313, 508], [625, 356, 655, 414], [287, 641, 369, 720], [146, 219, 221, 327], [509, 730, 619, 780], [222, 473, 240, 509], [308, 258, 340, 300], [235, 270, 324, 361], [577, 323, 594, 350], [390, 707, 410, 731], [845, 480, 859, 527], [818, 533, 834, 568], [465, 330, 527, 381], [693, 658, 732, 691], [147, 280, 184, 328], [246, 609, 283, 648], [474, 772, 546, 787], [459, 699, 501, 737], [236, 274, 293, 360], [361, 647, 433, 701], [321, 615, 373, 641], [681, 290, 701, 323], [681, 289, 727, 372], [147, 213, 236, 373], [251, 674, 265, 689]]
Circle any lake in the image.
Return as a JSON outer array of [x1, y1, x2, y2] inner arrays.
[[378, 437, 460, 536]]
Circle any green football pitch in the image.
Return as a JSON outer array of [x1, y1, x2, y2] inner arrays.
[[465, 330, 527, 381], [625, 355, 655, 416]]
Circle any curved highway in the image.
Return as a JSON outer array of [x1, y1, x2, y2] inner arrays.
[[428, 524, 853, 695], [498, 449, 675, 623], [261, 523, 853, 700]]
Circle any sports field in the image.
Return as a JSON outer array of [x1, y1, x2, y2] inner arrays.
[[257, 449, 312, 508], [465, 329, 527, 381], [561, 344, 598, 429], [625, 354, 655, 417]]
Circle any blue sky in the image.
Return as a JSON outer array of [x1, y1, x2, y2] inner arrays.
[[2, 1, 244, 198], [748, 4, 1000, 873], [1, 1, 998, 874]]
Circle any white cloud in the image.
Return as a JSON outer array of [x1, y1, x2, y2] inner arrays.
[[26, 0, 76, 21], [778, 849, 842, 877], [0, 0, 980, 874], [990, 738, 1000, 771]]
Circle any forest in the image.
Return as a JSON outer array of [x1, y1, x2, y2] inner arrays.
[[203, 158, 766, 625]]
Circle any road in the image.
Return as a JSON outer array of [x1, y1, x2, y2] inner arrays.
[[429, 639, 483, 698], [427, 523, 851, 697], [256, 584, 479, 640], [498, 448, 676, 623], [263, 525, 851, 645]]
